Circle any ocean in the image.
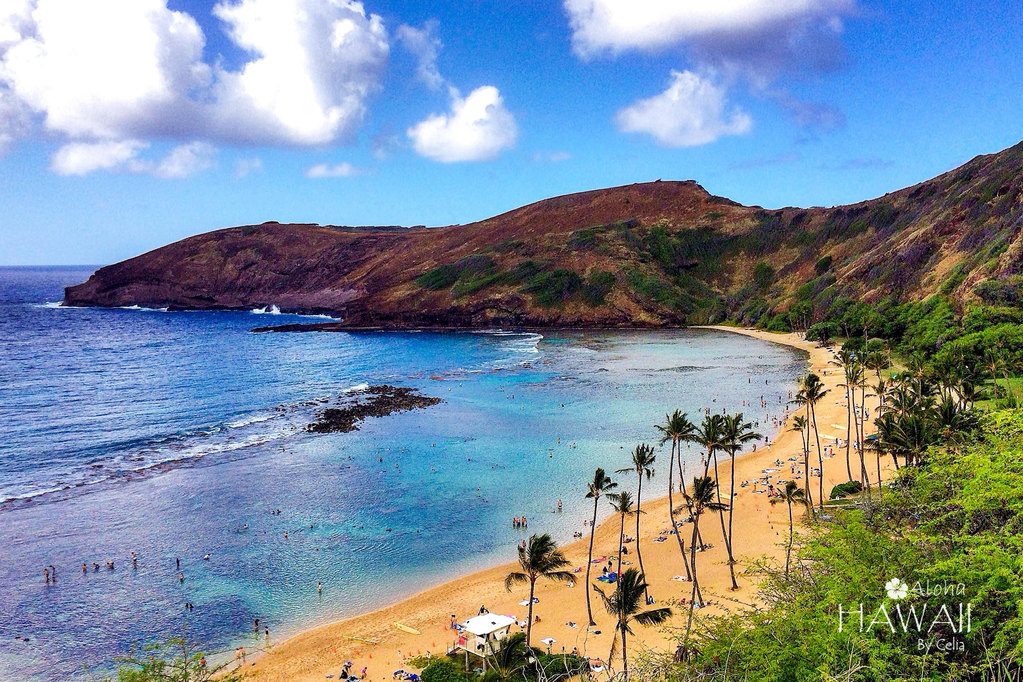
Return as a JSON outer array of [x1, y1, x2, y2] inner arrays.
[[0, 266, 807, 680]]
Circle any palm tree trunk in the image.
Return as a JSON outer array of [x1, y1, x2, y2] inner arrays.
[[785, 499, 793, 577], [585, 496, 598, 625], [684, 518, 701, 653], [635, 476, 648, 602], [801, 426, 816, 521], [1001, 366, 1015, 407], [689, 518, 703, 604], [810, 402, 824, 512], [711, 452, 733, 584], [725, 452, 738, 590], [859, 383, 872, 501], [876, 449, 883, 500], [844, 384, 854, 481], [667, 440, 692, 580], [621, 626, 629, 681], [617, 513, 625, 576], [525, 578, 536, 647]]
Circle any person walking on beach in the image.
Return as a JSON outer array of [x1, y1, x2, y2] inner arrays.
[[264, 625, 270, 647]]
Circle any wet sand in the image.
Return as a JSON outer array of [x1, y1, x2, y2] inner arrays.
[[233, 328, 887, 681]]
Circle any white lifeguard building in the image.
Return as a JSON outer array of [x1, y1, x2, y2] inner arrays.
[[450, 614, 517, 669]]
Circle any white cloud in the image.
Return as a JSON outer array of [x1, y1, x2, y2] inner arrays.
[[565, 0, 856, 132], [396, 20, 444, 90], [4, 0, 209, 140], [51, 139, 215, 177], [0, 0, 390, 173], [51, 140, 147, 175], [564, 0, 854, 58], [129, 141, 216, 178], [407, 85, 517, 163], [305, 161, 360, 178], [210, 0, 389, 145], [616, 70, 751, 147]]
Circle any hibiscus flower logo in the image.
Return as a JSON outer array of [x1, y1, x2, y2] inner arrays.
[[885, 577, 909, 600]]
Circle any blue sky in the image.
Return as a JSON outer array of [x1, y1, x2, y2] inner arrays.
[[1, 0, 1022, 265]]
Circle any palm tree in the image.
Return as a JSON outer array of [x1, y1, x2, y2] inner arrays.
[[483, 632, 530, 681], [607, 490, 638, 576], [774, 481, 806, 577], [719, 413, 760, 590], [848, 362, 872, 501], [504, 534, 573, 647], [655, 410, 696, 580], [692, 414, 724, 550], [984, 348, 1016, 407], [836, 353, 858, 482], [616, 444, 655, 601], [583, 468, 617, 626], [594, 568, 671, 681], [693, 413, 724, 478], [790, 415, 816, 519], [799, 373, 829, 512], [680, 475, 729, 640], [864, 348, 890, 384]]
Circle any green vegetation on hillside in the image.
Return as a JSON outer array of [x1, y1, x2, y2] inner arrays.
[[656, 409, 1023, 681]]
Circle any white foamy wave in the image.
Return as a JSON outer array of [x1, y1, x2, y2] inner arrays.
[[342, 382, 370, 393], [39, 301, 65, 309], [251, 305, 282, 315], [114, 305, 170, 312], [226, 413, 277, 429]]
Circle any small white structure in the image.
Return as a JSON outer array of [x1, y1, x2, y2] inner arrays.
[[451, 614, 516, 668]]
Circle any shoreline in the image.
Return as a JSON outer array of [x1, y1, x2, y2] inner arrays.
[[236, 327, 883, 681]]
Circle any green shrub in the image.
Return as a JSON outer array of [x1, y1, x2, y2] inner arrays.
[[581, 270, 615, 306], [523, 269, 583, 307], [829, 480, 863, 498], [752, 261, 775, 292], [806, 321, 838, 343], [416, 264, 464, 290], [975, 276, 1023, 306], [532, 653, 587, 681], [416, 256, 498, 294], [568, 227, 599, 250], [421, 658, 468, 682]]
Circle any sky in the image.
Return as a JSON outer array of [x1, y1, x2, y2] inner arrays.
[[1, 0, 1022, 265]]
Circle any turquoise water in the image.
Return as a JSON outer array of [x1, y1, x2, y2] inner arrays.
[[0, 267, 806, 680]]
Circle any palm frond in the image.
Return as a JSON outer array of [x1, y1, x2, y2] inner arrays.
[[633, 607, 673, 626], [504, 572, 528, 591]]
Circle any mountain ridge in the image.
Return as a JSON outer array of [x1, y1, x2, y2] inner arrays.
[[64, 140, 1023, 329]]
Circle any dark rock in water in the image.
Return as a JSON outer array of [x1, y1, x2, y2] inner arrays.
[[307, 385, 442, 434]]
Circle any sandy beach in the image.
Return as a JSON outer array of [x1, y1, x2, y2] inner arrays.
[[236, 327, 888, 681]]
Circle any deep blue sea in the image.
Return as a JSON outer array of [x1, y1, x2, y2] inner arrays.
[[0, 266, 807, 680]]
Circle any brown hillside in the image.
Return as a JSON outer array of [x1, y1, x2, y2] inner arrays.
[[64, 141, 1023, 328]]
